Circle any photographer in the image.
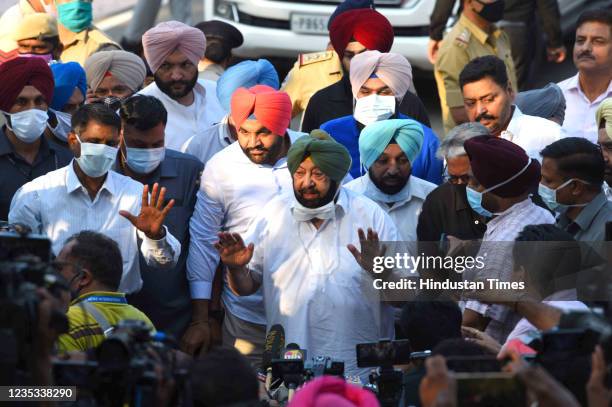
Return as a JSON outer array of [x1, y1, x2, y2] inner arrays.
[[191, 347, 260, 407], [54, 230, 155, 352], [399, 299, 462, 407]]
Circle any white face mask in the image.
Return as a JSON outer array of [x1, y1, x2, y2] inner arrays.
[[47, 109, 72, 142], [4, 109, 48, 143], [353, 94, 396, 126], [292, 199, 336, 222], [75, 133, 118, 178], [125, 146, 165, 174], [291, 186, 341, 222]]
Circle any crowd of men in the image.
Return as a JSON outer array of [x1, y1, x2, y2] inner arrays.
[[1, 0, 612, 406]]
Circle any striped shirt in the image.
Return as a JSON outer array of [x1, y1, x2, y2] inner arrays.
[[464, 198, 555, 342]]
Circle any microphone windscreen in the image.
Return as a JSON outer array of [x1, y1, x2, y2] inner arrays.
[[261, 324, 285, 369]]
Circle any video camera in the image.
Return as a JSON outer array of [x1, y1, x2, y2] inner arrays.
[[0, 225, 69, 384], [54, 319, 192, 406], [270, 344, 345, 399], [356, 340, 412, 407]]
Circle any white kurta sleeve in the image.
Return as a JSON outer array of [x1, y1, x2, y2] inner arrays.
[[186, 165, 225, 299]]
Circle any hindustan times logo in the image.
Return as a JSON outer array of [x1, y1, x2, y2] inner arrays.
[[372, 253, 487, 274]]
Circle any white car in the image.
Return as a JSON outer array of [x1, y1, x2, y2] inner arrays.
[[203, 0, 435, 71], [202, 0, 609, 73]]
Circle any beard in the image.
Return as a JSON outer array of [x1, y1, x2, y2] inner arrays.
[[369, 168, 410, 195], [154, 72, 198, 100], [240, 135, 284, 165], [295, 180, 338, 208]]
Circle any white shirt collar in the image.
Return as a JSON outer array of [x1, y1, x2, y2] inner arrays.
[[218, 114, 233, 146], [502, 105, 523, 138], [66, 161, 118, 197]]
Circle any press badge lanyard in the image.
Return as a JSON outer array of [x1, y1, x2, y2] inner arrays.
[[78, 295, 127, 337]]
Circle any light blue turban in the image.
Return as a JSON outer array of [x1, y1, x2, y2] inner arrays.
[[49, 62, 87, 111], [216, 59, 280, 112], [359, 119, 424, 170]]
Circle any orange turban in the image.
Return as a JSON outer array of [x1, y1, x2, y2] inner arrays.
[[230, 85, 292, 136]]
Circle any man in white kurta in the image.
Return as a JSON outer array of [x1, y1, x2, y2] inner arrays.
[[216, 130, 401, 380], [345, 119, 436, 242], [140, 21, 224, 150]]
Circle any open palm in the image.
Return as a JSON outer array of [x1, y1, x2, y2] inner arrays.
[[119, 183, 175, 240], [214, 232, 254, 268]]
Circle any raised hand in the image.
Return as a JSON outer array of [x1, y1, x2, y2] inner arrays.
[[347, 228, 387, 274], [119, 183, 175, 240], [214, 232, 254, 269]]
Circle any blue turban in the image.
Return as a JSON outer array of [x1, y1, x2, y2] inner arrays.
[[216, 59, 279, 112], [359, 119, 424, 170], [49, 62, 86, 111]]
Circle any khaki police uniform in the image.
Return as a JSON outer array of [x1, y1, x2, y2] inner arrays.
[[434, 14, 517, 135], [60, 25, 120, 66], [281, 50, 343, 118]]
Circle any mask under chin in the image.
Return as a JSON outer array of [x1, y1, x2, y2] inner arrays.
[[295, 180, 339, 208]]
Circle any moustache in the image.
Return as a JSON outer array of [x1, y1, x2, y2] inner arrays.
[[298, 187, 321, 195], [167, 80, 191, 87], [577, 52, 595, 59], [475, 112, 496, 122], [246, 147, 268, 154]]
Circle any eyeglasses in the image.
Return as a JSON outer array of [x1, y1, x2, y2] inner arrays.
[[444, 174, 471, 185], [442, 165, 470, 185]]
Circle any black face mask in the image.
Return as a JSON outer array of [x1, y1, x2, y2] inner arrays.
[[475, 0, 505, 23]]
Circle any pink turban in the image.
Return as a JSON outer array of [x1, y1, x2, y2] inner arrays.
[[288, 376, 380, 407], [349, 50, 413, 100], [230, 85, 292, 136], [142, 20, 206, 73]]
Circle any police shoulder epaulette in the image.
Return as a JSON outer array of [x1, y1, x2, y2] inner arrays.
[[299, 51, 334, 67], [454, 29, 471, 48]]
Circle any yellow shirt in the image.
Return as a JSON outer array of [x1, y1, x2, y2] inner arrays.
[[57, 291, 155, 353], [60, 25, 120, 66], [281, 50, 343, 118], [434, 14, 517, 135]]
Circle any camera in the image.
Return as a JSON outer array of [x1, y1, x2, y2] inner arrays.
[[54, 319, 192, 406], [356, 340, 412, 407], [0, 226, 69, 384]]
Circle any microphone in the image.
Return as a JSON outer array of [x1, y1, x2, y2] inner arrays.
[[282, 343, 306, 402], [283, 343, 307, 361], [262, 324, 285, 391]]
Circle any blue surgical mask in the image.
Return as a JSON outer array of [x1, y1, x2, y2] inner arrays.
[[125, 146, 165, 174], [47, 109, 72, 142], [466, 158, 533, 218], [75, 133, 118, 178], [4, 108, 48, 143], [57, 1, 93, 33], [538, 179, 589, 212], [466, 186, 493, 218]]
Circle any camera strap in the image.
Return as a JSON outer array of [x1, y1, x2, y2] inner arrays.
[[80, 302, 115, 337]]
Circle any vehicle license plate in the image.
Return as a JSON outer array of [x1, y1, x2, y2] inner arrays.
[[290, 13, 329, 35]]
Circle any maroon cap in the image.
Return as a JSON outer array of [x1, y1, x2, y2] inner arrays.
[[464, 135, 540, 198]]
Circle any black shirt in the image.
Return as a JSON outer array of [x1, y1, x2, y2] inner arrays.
[[301, 75, 431, 133], [121, 149, 203, 339], [417, 182, 487, 242], [0, 128, 73, 221]]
